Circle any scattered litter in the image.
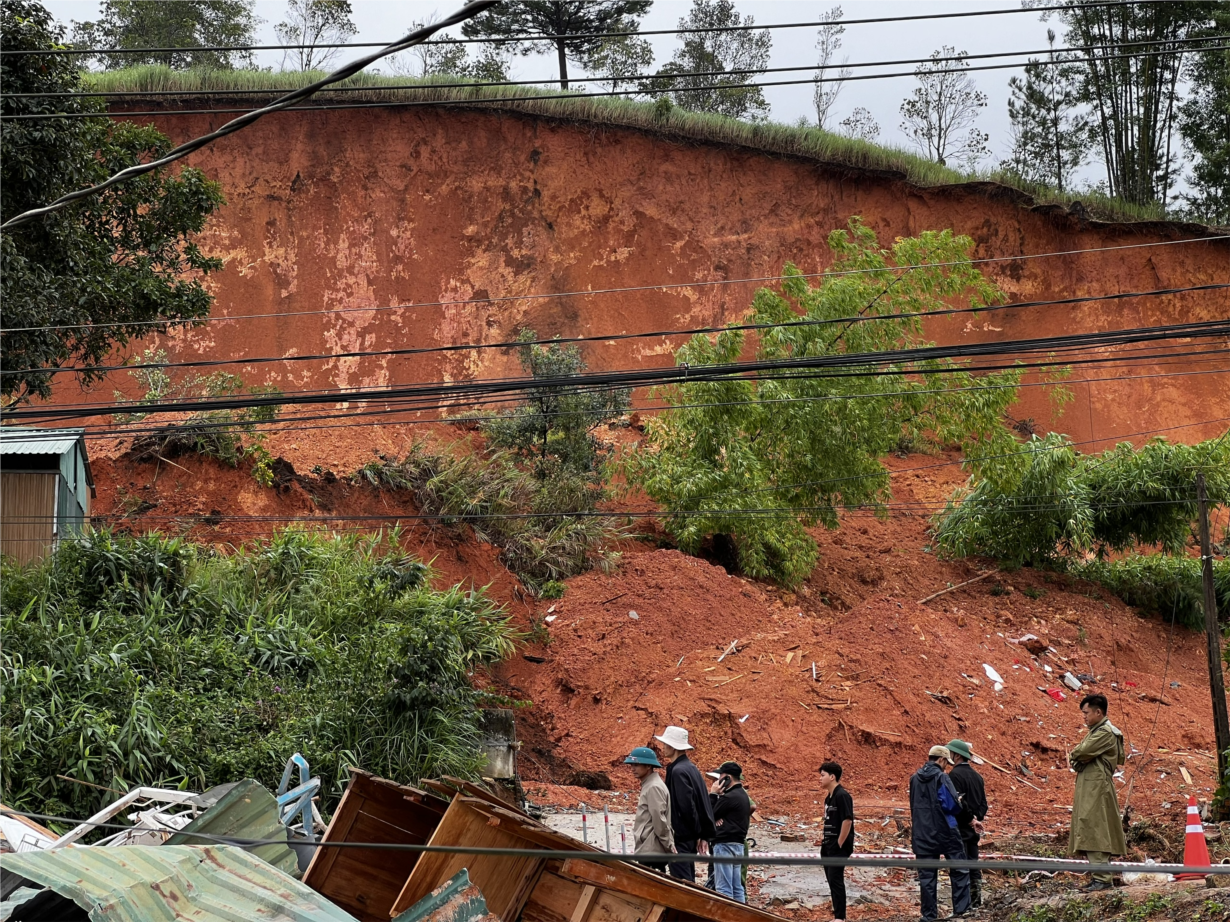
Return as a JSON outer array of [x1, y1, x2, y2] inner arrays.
[[982, 663, 1005, 692], [1062, 672, 1083, 691], [717, 639, 739, 662], [1012, 634, 1048, 656], [544, 615, 557, 623], [740, 714, 750, 723], [547, 605, 556, 613], [1180, 767, 1194, 785], [926, 690, 956, 707], [627, 610, 639, 620], [1122, 858, 1168, 883], [1039, 687, 1066, 703], [1075, 673, 1095, 684], [1125, 680, 1138, 687], [1170, 681, 1182, 689]]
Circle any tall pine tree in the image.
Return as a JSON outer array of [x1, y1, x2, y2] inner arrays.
[[460, 1, 651, 90], [1001, 30, 1091, 192]]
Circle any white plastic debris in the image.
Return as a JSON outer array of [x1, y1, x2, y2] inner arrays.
[[1062, 672, 1083, 691], [982, 663, 1005, 691], [544, 615, 557, 623], [740, 714, 750, 723], [628, 610, 639, 620]]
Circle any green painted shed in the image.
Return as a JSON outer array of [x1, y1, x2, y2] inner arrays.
[[0, 428, 94, 564]]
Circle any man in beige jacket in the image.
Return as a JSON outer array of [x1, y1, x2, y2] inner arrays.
[[626, 746, 675, 873]]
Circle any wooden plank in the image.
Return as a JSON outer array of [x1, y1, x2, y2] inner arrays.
[[303, 771, 447, 922], [644, 906, 664, 922], [441, 775, 528, 818], [557, 859, 783, 922], [0, 473, 56, 564], [521, 872, 585, 922], [568, 886, 598, 922], [587, 891, 653, 922], [390, 798, 546, 921]]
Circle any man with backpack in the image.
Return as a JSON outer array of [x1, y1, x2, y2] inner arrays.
[[909, 745, 972, 921]]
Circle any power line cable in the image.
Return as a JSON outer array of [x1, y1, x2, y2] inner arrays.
[[0, 0, 501, 230], [0, 2, 1156, 57], [6, 236, 1224, 335], [14, 281, 1226, 380], [10, 34, 1223, 100], [7, 320, 1227, 424], [13, 44, 1224, 122]]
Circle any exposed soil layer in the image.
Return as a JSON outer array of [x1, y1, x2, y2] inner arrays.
[[500, 452, 1226, 835], [56, 103, 1227, 471]]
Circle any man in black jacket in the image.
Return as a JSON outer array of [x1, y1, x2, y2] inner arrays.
[[708, 761, 751, 903], [654, 725, 716, 882], [909, 746, 971, 922], [946, 739, 989, 908]]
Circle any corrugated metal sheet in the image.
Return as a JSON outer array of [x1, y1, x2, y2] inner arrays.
[[392, 870, 495, 922], [0, 429, 83, 457], [1, 845, 360, 922], [166, 779, 300, 877]]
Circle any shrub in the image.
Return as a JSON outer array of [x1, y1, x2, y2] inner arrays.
[[0, 528, 517, 819]]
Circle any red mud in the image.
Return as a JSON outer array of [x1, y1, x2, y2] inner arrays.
[[500, 453, 1225, 837]]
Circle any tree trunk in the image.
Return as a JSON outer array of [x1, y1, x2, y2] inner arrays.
[[557, 37, 569, 90]]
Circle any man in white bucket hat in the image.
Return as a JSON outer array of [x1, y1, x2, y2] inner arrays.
[[653, 725, 716, 882]]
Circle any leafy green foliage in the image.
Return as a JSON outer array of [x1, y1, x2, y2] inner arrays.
[[933, 433, 1230, 567], [366, 442, 622, 591], [1177, 4, 1230, 224], [275, 0, 356, 72], [0, 1, 225, 404], [482, 330, 631, 489], [71, 0, 258, 70], [899, 46, 990, 168], [461, 1, 652, 89], [0, 529, 516, 819], [1074, 554, 1229, 629], [625, 218, 1028, 586], [115, 349, 283, 486], [650, 0, 772, 121]]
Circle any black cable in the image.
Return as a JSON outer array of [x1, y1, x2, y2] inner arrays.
[[0, 0, 502, 230], [14, 281, 1226, 380], [0, 2, 1155, 57], [10, 34, 1223, 101], [5, 235, 1226, 336], [13, 44, 1224, 122]]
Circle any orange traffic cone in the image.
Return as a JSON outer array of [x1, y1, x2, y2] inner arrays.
[[1175, 795, 1212, 881]]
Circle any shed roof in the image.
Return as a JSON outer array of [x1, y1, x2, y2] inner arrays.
[[0, 428, 85, 458], [1, 844, 359, 922]]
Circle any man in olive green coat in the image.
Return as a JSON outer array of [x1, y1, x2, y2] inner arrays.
[[1068, 693, 1127, 890]]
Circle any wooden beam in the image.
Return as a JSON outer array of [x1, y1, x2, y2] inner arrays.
[[569, 886, 598, 922], [557, 859, 785, 922]]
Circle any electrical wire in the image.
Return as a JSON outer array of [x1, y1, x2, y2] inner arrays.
[[9, 34, 1224, 101], [13, 44, 1225, 122], [0, 2, 1156, 57], [13, 281, 1226, 380], [5, 235, 1225, 336], [7, 318, 1226, 423], [0, 0, 501, 230]]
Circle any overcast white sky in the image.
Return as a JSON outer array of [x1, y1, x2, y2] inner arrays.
[[41, 1, 1161, 190]]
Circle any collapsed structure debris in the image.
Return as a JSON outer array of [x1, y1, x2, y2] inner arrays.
[[2, 767, 791, 922]]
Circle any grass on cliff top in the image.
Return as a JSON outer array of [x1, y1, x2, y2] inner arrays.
[[86, 65, 1173, 225]]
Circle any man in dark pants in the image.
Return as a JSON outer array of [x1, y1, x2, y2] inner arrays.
[[655, 725, 716, 882], [818, 761, 854, 922], [946, 739, 988, 908], [909, 745, 971, 922], [708, 761, 751, 902]]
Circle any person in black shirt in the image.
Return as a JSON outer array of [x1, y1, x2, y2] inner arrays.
[[946, 739, 989, 908], [708, 761, 752, 903], [654, 725, 716, 882], [818, 761, 854, 922]]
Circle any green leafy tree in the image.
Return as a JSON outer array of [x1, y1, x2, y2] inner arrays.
[[275, 0, 356, 72], [395, 18, 512, 82], [482, 330, 631, 486], [812, 6, 849, 130], [461, 0, 653, 90], [1177, 4, 1230, 224], [583, 32, 654, 92], [71, 0, 259, 70], [1047, 0, 1222, 207], [933, 433, 1230, 567], [1001, 30, 1092, 192], [1, 0, 225, 404], [650, 0, 772, 121], [625, 219, 1030, 586], [899, 46, 990, 168]]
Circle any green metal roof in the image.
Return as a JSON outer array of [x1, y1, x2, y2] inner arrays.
[[1, 845, 360, 922], [166, 779, 300, 877]]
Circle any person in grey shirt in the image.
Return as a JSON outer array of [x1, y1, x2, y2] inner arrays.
[[625, 746, 675, 873]]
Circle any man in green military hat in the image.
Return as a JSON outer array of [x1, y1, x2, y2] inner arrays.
[[946, 739, 989, 907], [1068, 694, 1127, 890], [626, 746, 675, 873]]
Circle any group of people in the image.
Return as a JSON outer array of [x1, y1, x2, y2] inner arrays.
[[624, 693, 1127, 922]]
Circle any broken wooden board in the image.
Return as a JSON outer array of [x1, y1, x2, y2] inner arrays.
[[302, 770, 448, 922]]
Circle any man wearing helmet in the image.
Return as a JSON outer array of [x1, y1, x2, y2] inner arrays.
[[625, 746, 675, 873]]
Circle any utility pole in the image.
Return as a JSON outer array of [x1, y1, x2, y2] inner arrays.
[[1197, 473, 1230, 819]]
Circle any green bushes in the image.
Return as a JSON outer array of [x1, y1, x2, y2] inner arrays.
[[1074, 555, 1230, 629], [0, 529, 516, 820]]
